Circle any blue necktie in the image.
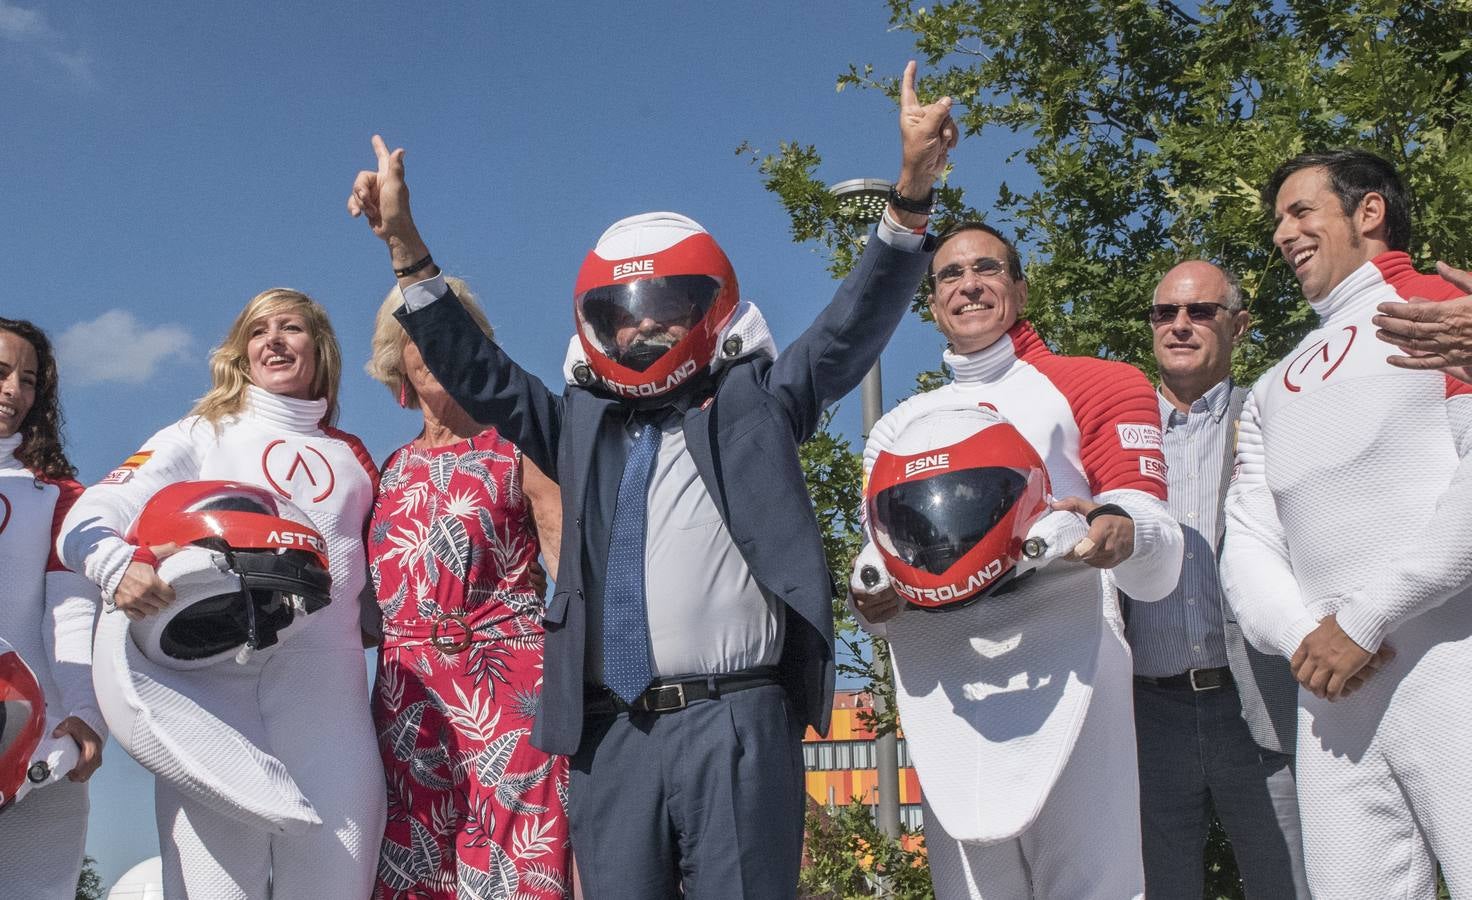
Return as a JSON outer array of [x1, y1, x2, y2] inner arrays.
[[602, 420, 662, 703]]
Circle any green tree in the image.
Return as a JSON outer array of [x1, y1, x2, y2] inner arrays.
[[754, 0, 1472, 384], [76, 855, 104, 900]]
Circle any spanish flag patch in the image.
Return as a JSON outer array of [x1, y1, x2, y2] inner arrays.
[[99, 450, 153, 485]]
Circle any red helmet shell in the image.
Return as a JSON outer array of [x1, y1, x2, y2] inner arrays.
[[573, 213, 739, 400], [126, 480, 328, 571], [0, 639, 46, 810], [865, 415, 1050, 611]]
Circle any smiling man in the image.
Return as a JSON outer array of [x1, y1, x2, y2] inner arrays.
[[849, 222, 1182, 898], [1220, 149, 1472, 897], [1133, 261, 1310, 899]]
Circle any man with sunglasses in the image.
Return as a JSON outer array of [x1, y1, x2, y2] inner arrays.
[[1133, 260, 1310, 899], [1220, 149, 1472, 896], [849, 221, 1182, 898]]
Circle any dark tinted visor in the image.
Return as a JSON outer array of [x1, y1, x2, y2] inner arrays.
[[159, 590, 296, 660], [871, 467, 1028, 575], [578, 275, 721, 353]]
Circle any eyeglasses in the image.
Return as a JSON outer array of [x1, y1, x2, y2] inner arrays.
[[1147, 302, 1231, 325], [933, 257, 1010, 285]]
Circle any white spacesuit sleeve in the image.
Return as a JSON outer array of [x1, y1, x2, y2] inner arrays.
[[1333, 393, 1472, 651], [59, 418, 205, 601], [42, 569, 107, 737], [1219, 392, 1319, 658], [1095, 488, 1182, 602]]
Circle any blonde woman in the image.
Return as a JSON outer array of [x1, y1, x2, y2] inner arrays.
[[60, 289, 386, 899], [364, 278, 571, 898]]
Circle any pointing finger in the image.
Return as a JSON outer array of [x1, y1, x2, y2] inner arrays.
[[899, 60, 918, 110], [371, 134, 390, 165]]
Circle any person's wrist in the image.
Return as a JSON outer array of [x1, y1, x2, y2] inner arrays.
[[387, 232, 430, 270]]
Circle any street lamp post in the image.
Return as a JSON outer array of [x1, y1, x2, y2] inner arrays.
[[829, 177, 903, 841]]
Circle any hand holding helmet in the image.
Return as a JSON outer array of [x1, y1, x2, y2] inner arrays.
[[111, 542, 180, 620], [0, 638, 84, 812], [1051, 496, 1136, 568]]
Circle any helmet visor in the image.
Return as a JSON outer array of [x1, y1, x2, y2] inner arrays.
[[577, 275, 722, 371], [870, 467, 1029, 576]]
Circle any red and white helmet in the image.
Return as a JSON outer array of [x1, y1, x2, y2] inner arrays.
[[125, 481, 332, 668], [0, 638, 46, 811], [573, 212, 739, 400], [865, 407, 1050, 611]]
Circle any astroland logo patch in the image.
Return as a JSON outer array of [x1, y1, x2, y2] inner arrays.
[[99, 451, 153, 485], [1116, 423, 1163, 451]]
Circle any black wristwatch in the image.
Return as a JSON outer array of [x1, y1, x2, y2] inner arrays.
[[886, 184, 935, 216]]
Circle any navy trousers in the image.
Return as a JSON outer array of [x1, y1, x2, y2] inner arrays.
[[568, 683, 806, 899], [1134, 678, 1310, 899]]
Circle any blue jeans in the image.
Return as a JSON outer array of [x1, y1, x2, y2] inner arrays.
[[1133, 678, 1310, 900]]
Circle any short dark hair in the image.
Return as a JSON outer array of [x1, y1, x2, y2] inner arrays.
[[1263, 149, 1411, 251], [0, 317, 75, 481], [930, 221, 1025, 282]]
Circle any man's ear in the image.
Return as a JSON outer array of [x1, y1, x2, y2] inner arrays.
[[1358, 191, 1388, 243], [1230, 310, 1251, 346]]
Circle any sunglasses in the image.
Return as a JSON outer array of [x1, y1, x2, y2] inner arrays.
[[1147, 302, 1231, 325], [933, 257, 1010, 285]]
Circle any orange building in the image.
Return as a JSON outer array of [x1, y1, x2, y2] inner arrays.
[[803, 690, 924, 830]]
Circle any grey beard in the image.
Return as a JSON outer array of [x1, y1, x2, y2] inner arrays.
[[619, 335, 678, 372]]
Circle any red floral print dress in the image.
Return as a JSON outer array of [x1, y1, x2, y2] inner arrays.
[[369, 429, 570, 899]]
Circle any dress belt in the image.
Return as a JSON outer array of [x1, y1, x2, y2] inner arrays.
[[584, 667, 781, 715], [1134, 666, 1233, 691]]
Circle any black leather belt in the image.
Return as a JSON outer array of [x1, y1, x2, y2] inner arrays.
[[585, 668, 780, 715], [1135, 666, 1233, 692]]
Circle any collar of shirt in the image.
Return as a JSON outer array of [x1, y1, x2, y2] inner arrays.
[[1158, 377, 1233, 431]]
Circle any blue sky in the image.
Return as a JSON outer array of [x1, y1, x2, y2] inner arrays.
[[3, 0, 1034, 887]]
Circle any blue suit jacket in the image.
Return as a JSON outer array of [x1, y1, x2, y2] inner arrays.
[[397, 234, 932, 755]]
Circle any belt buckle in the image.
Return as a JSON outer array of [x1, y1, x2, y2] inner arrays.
[[644, 683, 687, 713], [430, 612, 472, 654], [1188, 668, 1221, 692]]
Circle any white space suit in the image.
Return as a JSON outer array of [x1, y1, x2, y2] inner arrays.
[[854, 323, 1182, 899], [0, 432, 102, 900], [1221, 253, 1472, 898], [59, 387, 386, 900]]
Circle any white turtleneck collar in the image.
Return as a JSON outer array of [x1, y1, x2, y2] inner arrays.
[[0, 432, 23, 469], [1310, 257, 1385, 325], [241, 384, 328, 433], [942, 321, 1040, 385]]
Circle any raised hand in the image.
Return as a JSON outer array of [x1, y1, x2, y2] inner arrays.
[[348, 135, 432, 273], [896, 60, 958, 196]]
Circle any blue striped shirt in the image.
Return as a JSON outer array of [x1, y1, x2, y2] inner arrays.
[[1124, 378, 1234, 676]]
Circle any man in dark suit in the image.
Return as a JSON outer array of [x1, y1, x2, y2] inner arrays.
[[348, 62, 955, 899], [1131, 260, 1309, 898]]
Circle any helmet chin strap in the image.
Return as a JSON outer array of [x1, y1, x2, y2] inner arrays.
[[617, 340, 672, 372], [228, 548, 261, 665]]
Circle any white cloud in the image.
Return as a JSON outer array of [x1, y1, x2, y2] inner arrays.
[[0, 1, 92, 85], [57, 310, 193, 386], [0, 1, 48, 40]]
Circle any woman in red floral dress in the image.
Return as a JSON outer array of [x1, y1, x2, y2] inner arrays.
[[366, 279, 570, 899]]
